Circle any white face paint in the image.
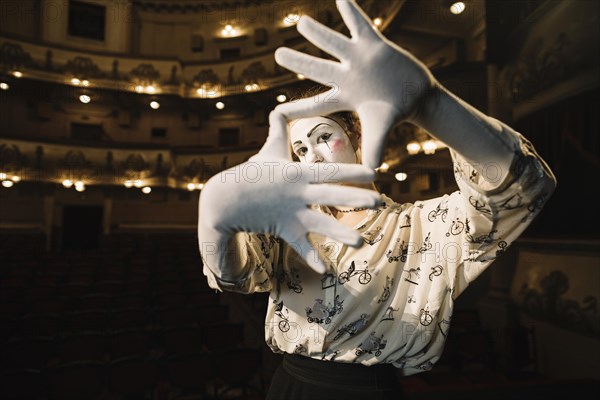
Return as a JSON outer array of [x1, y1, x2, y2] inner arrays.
[[290, 116, 358, 164]]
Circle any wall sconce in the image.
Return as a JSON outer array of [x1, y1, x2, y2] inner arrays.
[[449, 2, 466, 15], [406, 141, 421, 155], [422, 140, 438, 155], [221, 24, 238, 36], [395, 172, 408, 182]]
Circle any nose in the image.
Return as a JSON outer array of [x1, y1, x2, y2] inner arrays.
[[305, 150, 323, 163]]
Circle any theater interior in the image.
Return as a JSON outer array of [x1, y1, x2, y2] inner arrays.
[[0, 0, 599, 399]]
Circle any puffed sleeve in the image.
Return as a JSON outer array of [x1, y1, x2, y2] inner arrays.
[[414, 125, 556, 299], [200, 232, 279, 294]]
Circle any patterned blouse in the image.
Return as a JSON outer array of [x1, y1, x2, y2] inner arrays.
[[201, 127, 556, 376]]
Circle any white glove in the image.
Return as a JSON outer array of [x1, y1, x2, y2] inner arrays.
[[198, 111, 381, 276], [274, 0, 435, 169], [274, 0, 516, 178]]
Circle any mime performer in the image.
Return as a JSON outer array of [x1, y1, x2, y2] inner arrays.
[[198, 1, 556, 399]]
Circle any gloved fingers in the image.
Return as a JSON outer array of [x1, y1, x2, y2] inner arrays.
[[356, 101, 399, 170], [252, 110, 291, 160], [275, 91, 347, 121], [296, 15, 353, 61], [301, 210, 364, 248], [336, 0, 379, 40], [281, 230, 328, 274], [300, 162, 375, 184], [274, 47, 340, 85], [302, 184, 381, 212]]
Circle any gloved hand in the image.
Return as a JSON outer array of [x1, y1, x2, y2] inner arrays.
[[198, 111, 381, 276], [274, 0, 436, 170]]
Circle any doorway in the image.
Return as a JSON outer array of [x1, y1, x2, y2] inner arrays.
[[62, 205, 103, 250]]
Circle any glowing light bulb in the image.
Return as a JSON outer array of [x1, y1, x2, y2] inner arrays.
[[276, 94, 287, 103], [13, 71, 22, 78], [222, 24, 237, 36], [395, 172, 408, 182], [142, 186, 151, 194], [124, 180, 133, 188], [2, 180, 14, 188], [450, 2, 466, 15], [406, 141, 421, 155], [216, 101, 225, 110], [187, 183, 196, 191], [0, 82, 8, 90], [373, 17, 382, 27], [134, 180, 142, 188], [150, 101, 160, 109], [284, 13, 300, 24], [378, 162, 390, 172], [71, 78, 81, 85], [422, 140, 438, 155], [11, 175, 20, 182], [79, 94, 91, 104]]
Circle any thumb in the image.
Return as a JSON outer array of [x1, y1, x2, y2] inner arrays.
[[356, 101, 399, 170], [252, 111, 291, 161]]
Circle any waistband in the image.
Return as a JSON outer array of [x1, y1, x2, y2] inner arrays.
[[282, 353, 398, 391]]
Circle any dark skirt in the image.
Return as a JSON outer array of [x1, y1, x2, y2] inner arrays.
[[266, 353, 406, 400]]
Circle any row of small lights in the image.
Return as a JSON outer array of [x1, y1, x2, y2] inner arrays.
[[2, 73, 289, 110], [221, 13, 301, 37], [0, 173, 203, 194], [3, 171, 407, 191], [0, 172, 21, 188], [406, 139, 440, 155], [218, 2, 465, 38]]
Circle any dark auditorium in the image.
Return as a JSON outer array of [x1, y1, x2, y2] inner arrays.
[[0, 1, 598, 399]]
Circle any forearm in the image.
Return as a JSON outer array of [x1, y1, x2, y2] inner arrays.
[[197, 178, 252, 283], [411, 83, 517, 187], [198, 226, 250, 283]]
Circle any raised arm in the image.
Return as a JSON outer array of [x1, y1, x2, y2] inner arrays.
[[198, 111, 381, 285], [274, 0, 516, 185]]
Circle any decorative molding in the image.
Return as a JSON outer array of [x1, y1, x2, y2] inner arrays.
[[122, 153, 150, 179], [192, 68, 219, 85], [0, 42, 34, 70], [63, 56, 104, 78], [129, 63, 161, 83], [517, 270, 599, 337], [0, 143, 25, 172], [59, 150, 94, 180], [499, 32, 571, 105], [240, 61, 268, 83], [0, 137, 257, 189], [0, 38, 309, 97], [498, 0, 599, 114]]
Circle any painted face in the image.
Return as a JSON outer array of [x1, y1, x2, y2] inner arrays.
[[290, 116, 358, 164]]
